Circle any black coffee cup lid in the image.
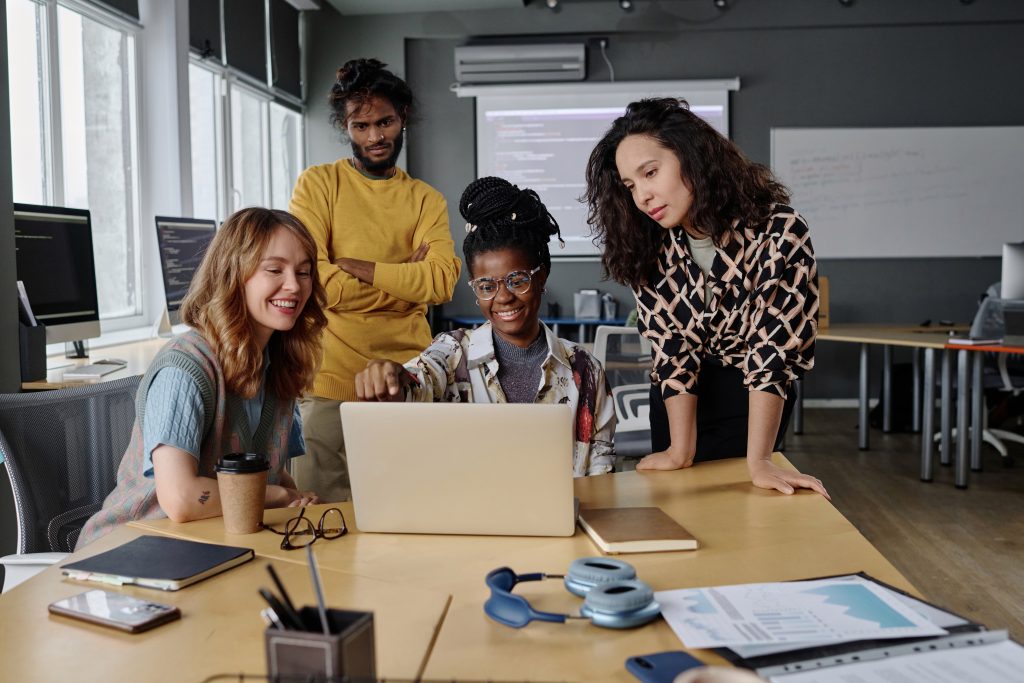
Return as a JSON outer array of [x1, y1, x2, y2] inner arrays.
[[216, 452, 269, 474]]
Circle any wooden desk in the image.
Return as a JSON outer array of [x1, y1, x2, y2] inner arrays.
[[22, 338, 167, 391], [0, 524, 450, 682], [945, 340, 1024, 489], [127, 455, 916, 682], [818, 324, 965, 482]]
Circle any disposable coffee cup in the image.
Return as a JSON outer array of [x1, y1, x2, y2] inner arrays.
[[216, 452, 269, 534]]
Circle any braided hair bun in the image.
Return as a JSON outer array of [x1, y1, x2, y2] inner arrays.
[[460, 177, 564, 274], [328, 58, 413, 130]]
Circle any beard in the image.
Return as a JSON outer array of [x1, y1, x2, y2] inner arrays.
[[351, 128, 404, 175]]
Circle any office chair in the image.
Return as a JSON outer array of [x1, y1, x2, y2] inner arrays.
[[0, 375, 140, 591], [937, 284, 1024, 461], [593, 326, 653, 461]]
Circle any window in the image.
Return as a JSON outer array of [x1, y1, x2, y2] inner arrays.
[[187, 0, 306, 220], [230, 84, 269, 210], [6, 0, 47, 204], [189, 61, 223, 221], [269, 102, 303, 211], [6, 0, 142, 324], [188, 59, 305, 218]]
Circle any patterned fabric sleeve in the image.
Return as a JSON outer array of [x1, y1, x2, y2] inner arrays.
[[635, 271, 704, 400], [405, 330, 471, 403], [742, 211, 818, 396], [569, 347, 617, 475]]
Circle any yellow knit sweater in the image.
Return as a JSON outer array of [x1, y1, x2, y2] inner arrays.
[[289, 159, 461, 401]]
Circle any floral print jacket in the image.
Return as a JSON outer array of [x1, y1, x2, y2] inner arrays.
[[404, 322, 616, 476]]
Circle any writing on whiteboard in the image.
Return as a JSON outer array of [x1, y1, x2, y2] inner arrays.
[[771, 127, 1024, 259]]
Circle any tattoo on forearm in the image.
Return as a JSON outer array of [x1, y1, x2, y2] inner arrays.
[[198, 490, 211, 505]]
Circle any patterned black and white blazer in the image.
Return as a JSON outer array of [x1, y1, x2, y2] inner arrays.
[[634, 204, 818, 400]]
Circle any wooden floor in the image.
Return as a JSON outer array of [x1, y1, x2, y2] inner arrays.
[[783, 408, 1024, 641]]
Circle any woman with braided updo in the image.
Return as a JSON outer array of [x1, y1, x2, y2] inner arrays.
[[355, 177, 616, 477]]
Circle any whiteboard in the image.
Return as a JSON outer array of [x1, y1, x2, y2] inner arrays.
[[770, 127, 1024, 258]]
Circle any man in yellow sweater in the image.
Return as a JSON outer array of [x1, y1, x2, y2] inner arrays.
[[289, 58, 461, 501]]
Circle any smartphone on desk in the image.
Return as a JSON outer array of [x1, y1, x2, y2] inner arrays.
[[49, 589, 180, 633], [626, 651, 705, 683]]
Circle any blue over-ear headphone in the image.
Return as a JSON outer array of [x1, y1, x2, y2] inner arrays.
[[484, 557, 661, 629]]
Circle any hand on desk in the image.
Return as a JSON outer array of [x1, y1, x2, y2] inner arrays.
[[636, 446, 696, 471], [267, 485, 320, 508], [748, 459, 830, 500], [675, 667, 765, 683]]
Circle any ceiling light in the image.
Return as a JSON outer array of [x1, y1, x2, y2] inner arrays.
[[619, 0, 633, 10]]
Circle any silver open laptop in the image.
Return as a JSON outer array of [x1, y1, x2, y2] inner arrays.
[[340, 403, 576, 536]]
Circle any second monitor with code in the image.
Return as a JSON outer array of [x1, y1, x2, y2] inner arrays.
[[154, 216, 217, 331]]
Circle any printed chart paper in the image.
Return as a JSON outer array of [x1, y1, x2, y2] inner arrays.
[[769, 640, 1024, 683], [656, 577, 947, 648]]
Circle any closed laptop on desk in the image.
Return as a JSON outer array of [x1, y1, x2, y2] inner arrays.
[[341, 403, 575, 536]]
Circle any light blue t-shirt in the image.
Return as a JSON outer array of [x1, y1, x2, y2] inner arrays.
[[141, 365, 305, 477]]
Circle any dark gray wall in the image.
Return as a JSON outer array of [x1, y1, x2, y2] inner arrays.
[[304, 0, 1024, 399]]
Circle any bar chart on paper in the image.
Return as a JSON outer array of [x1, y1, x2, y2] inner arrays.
[[656, 577, 947, 648]]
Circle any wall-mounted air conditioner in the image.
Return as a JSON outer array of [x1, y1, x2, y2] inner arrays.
[[454, 43, 586, 84]]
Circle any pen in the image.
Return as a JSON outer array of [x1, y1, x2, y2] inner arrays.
[[260, 607, 283, 630], [306, 544, 331, 635], [267, 563, 300, 620], [258, 587, 302, 631]]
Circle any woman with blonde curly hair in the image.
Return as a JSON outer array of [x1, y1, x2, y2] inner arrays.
[[77, 208, 329, 548]]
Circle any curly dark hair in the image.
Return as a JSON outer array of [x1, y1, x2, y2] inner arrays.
[[459, 176, 564, 276], [584, 97, 790, 288], [328, 58, 414, 131]]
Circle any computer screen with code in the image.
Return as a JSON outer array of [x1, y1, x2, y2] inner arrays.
[[154, 216, 217, 324]]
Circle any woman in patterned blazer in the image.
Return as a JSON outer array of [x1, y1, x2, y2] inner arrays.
[[584, 97, 827, 498]]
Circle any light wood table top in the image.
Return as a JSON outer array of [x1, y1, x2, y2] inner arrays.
[[130, 454, 916, 682], [22, 337, 167, 390], [0, 524, 449, 682], [818, 323, 963, 349]]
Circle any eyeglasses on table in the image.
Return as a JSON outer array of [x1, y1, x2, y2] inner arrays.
[[261, 506, 347, 550]]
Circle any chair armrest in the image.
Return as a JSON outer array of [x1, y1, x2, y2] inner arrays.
[[1, 552, 69, 592]]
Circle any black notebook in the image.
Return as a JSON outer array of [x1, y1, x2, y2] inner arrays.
[[62, 535, 254, 591]]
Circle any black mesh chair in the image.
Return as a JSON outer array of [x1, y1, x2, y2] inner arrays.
[[593, 325, 654, 463], [0, 375, 140, 591]]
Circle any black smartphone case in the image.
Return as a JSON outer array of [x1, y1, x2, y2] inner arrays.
[[626, 651, 705, 683]]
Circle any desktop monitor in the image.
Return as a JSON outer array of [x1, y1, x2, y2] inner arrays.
[[154, 216, 217, 326], [1002, 242, 1024, 301], [13, 203, 101, 349]]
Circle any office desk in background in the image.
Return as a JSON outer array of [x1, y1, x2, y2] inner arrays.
[[816, 324, 967, 483], [115, 456, 916, 682], [21, 338, 166, 391], [446, 316, 628, 343], [945, 339, 1024, 489]]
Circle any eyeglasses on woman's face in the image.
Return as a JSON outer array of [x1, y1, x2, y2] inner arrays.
[[261, 507, 347, 550], [468, 265, 542, 301]]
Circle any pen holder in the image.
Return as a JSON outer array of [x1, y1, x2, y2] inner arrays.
[[18, 322, 46, 382], [265, 607, 375, 683]]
